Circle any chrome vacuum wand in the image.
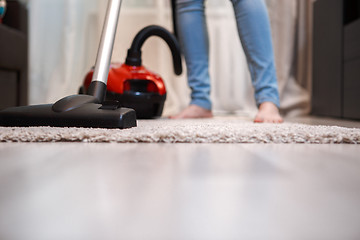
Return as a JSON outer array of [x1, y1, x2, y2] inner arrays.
[[88, 0, 122, 102]]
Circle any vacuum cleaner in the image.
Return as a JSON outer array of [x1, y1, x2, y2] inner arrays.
[[0, 0, 137, 129], [79, 25, 182, 119]]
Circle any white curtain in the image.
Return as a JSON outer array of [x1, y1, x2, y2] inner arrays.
[[266, 0, 314, 117], [27, 0, 313, 118], [28, 0, 101, 104]]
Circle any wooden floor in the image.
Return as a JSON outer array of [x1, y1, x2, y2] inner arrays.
[[0, 116, 360, 240]]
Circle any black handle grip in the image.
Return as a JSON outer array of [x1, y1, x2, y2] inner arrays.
[[125, 25, 182, 75]]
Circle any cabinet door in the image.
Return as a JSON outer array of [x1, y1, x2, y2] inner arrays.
[[344, 18, 360, 120], [312, 0, 343, 117], [0, 70, 18, 110], [344, 59, 360, 119]]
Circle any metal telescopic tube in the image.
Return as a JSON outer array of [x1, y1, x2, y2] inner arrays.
[[88, 0, 122, 102]]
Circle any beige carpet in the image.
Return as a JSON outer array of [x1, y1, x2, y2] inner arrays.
[[1, 117, 360, 143]]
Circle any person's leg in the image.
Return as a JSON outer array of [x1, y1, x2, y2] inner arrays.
[[170, 0, 212, 119], [230, 0, 283, 123]]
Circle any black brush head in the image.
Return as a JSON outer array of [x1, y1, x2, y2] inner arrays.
[[0, 95, 137, 129]]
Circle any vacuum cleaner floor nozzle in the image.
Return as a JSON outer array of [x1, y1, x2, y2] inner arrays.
[[0, 95, 137, 129]]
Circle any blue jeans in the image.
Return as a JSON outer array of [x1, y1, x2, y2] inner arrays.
[[176, 0, 280, 110]]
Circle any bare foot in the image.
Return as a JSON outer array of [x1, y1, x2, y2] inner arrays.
[[169, 105, 213, 119], [254, 102, 283, 123]]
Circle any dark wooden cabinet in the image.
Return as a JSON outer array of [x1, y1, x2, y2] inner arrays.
[[0, 70, 18, 109], [0, 1, 28, 110], [312, 0, 360, 120]]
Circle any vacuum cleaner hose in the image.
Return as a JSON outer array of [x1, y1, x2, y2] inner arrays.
[[170, 0, 178, 39], [125, 25, 182, 75]]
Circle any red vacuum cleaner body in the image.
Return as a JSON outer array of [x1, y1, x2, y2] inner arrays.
[[81, 63, 167, 119], [80, 25, 182, 119]]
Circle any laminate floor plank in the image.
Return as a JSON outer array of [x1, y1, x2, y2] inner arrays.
[[0, 143, 359, 240]]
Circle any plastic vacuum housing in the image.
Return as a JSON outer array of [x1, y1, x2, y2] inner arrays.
[[80, 25, 182, 119]]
